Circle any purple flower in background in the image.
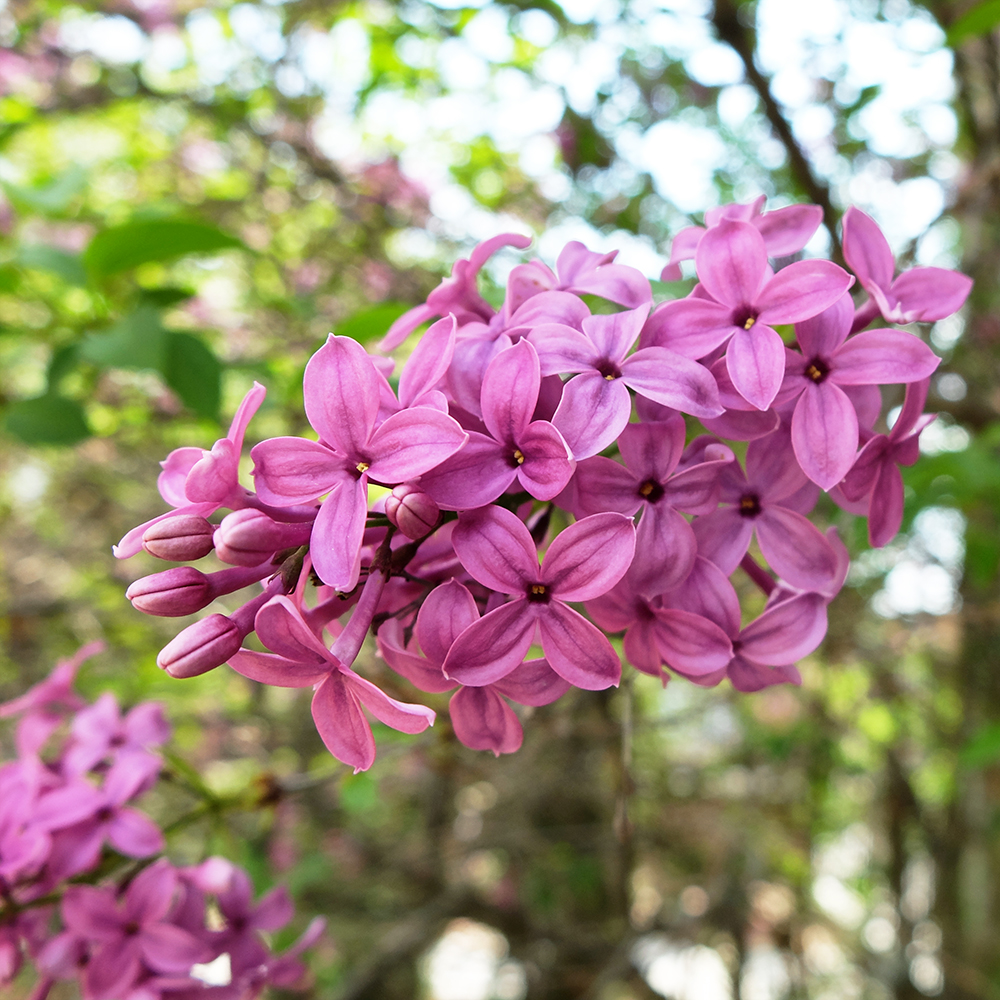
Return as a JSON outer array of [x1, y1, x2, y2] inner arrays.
[[841, 378, 936, 547], [842, 207, 973, 324], [642, 220, 853, 409], [251, 335, 467, 590], [63, 692, 170, 776], [62, 860, 209, 1000], [778, 293, 941, 488], [660, 196, 823, 280], [529, 304, 723, 458], [378, 579, 569, 755], [443, 507, 635, 690]]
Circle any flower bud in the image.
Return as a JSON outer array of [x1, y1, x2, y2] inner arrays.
[[214, 509, 312, 566], [126, 567, 213, 617], [385, 484, 440, 540], [157, 614, 243, 678], [142, 515, 216, 561]]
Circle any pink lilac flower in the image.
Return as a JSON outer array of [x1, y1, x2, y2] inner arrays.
[[842, 207, 973, 325], [442, 507, 635, 689], [377, 579, 569, 755], [63, 693, 170, 776], [528, 304, 724, 458], [642, 219, 854, 409], [691, 428, 839, 591], [417, 339, 574, 508], [660, 196, 823, 280], [251, 335, 467, 590], [840, 378, 936, 547], [776, 293, 941, 488]]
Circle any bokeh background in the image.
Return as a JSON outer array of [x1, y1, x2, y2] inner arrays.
[[2, 0, 1000, 997]]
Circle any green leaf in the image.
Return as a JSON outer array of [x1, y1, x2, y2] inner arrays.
[[47, 344, 79, 390], [84, 219, 243, 277], [140, 286, 196, 307], [16, 244, 88, 286], [946, 0, 1000, 46], [80, 306, 167, 370], [5, 394, 90, 445], [161, 332, 222, 420], [960, 722, 1000, 768], [3, 165, 87, 215], [333, 301, 413, 343]]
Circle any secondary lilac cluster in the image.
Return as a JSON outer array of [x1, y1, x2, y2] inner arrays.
[[0, 647, 322, 1000], [114, 199, 970, 770]]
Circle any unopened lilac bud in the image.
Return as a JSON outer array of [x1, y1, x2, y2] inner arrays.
[[214, 509, 312, 566], [385, 484, 440, 540], [127, 567, 213, 617], [157, 614, 242, 677], [142, 515, 215, 561]]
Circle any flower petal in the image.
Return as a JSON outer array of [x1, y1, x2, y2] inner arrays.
[[652, 608, 733, 675], [621, 347, 723, 418], [442, 601, 537, 686], [754, 203, 823, 257], [453, 506, 539, 594], [739, 592, 828, 665], [791, 382, 859, 490], [695, 220, 768, 308], [755, 507, 839, 591], [311, 673, 375, 772], [251, 437, 345, 506], [347, 671, 436, 734], [572, 456, 642, 517], [492, 658, 570, 706], [367, 408, 468, 482], [692, 507, 754, 576], [542, 512, 636, 602], [310, 477, 369, 592], [303, 335, 379, 456], [640, 297, 737, 359], [398, 315, 456, 407], [449, 687, 523, 755], [415, 580, 481, 667], [538, 603, 622, 690], [552, 370, 631, 459], [841, 206, 895, 291], [794, 293, 853, 357], [581, 305, 648, 362], [418, 432, 515, 510], [528, 323, 600, 375], [516, 420, 575, 500], [726, 324, 786, 410], [228, 650, 331, 687], [755, 259, 854, 326], [888, 267, 973, 322], [831, 329, 940, 385], [481, 338, 541, 443]]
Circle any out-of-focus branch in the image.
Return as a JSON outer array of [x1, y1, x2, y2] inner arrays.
[[711, 0, 843, 262]]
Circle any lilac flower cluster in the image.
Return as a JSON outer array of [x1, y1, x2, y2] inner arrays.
[[115, 201, 970, 769], [0, 647, 322, 1000]]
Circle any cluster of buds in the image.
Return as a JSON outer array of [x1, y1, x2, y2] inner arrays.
[[115, 200, 970, 770], [0, 647, 322, 1000]]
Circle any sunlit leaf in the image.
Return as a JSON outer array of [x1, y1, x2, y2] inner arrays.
[[80, 306, 166, 369], [946, 0, 1000, 46], [334, 302, 412, 343], [16, 244, 88, 286], [3, 165, 87, 215], [162, 331, 222, 420], [5, 394, 90, 445]]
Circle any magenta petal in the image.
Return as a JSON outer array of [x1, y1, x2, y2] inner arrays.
[[252, 885, 295, 931], [739, 592, 827, 665], [255, 596, 331, 662], [795, 293, 853, 357], [542, 512, 636, 602], [663, 555, 741, 637], [303, 335, 379, 456], [309, 476, 368, 591], [726, 324, 786, 410], [104, 751, 161, 804], [141, 923, 209, 973], [86, 938, 142, 1000], [745, 427, 808, 501], [251, 437, 344, 505], [620, 416, 685, 480], [581, 305, 648, 362], [652, 608, 733, 675], [62, 886, 123, 941], [552, 371, 631, 459], [418, 432, 514, 510], [791, 382, 859, 490], [378, 621, 455, 693], [367, 408, 468, 482], [481, 338, 541, 442], [623, 618, 664, 676], [728, 656, 801, 692], [380, 303, 435, 352], [228, 650, 330, 687], [347, 671, 435, 734], [492, 658, 570, 706], [453, 506, 539, 594], [311, 673, 375, 771], [640, 297, 737, 359], [695, 220, 768, 308], [629, 504, 697, 595], [108, 808, 165, 858], [701, 408, 780, 441], [889, 267, 972, 321], [755, 507, 838, 591], [516, 420, 575, 500], [831, 329, 940, 385], [184, 439, 237, 503], [841, 435, 889, 502], [416, 580, 481, 667], [622, 347, 723, 418], [755, 259, 854, 325], [663, 460, 728, 515], [585, 581, 640, 634], [868, 461, 905, 548], [443, 601, 536, 686], [573, 457, 642, 517], [755, 203, 823, 257], [841, 206, 895, 291], [398, 315, 456, 407], [123, 859, 176, 925], [538, 603, 621, 690], [529, 323, 600, 375], [449, 687, 523, 755], [158, 447, 203, 506], [692, 507, 754, 576]]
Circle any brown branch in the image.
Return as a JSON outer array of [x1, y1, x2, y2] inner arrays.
[[711, 0, 843, 263]]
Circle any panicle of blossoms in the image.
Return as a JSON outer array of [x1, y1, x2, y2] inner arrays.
[[113, 199, 970, 770], [0, 651, 323, 1000]]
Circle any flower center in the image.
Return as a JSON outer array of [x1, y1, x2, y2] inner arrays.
[[735, 308, 758, 330], [512, 449, 526, 466], [596, 359, 622, 381], [638, 479, 665, 504], [526, 583, 550, 603], [738, 493, 762, 518], [804, 357, 830, 384], [355, 462, 370, 474]]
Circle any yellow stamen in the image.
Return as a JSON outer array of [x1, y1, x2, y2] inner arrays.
[[513, 449, 525, 465], [604, 373, 616, 381], [744, 316, 755, 330], [740, 496, 757, 511], [531, 584, 547, 596], [805, 364, 824, 382], [356, 462, 370, 473], [639, 482, 655, 497]]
